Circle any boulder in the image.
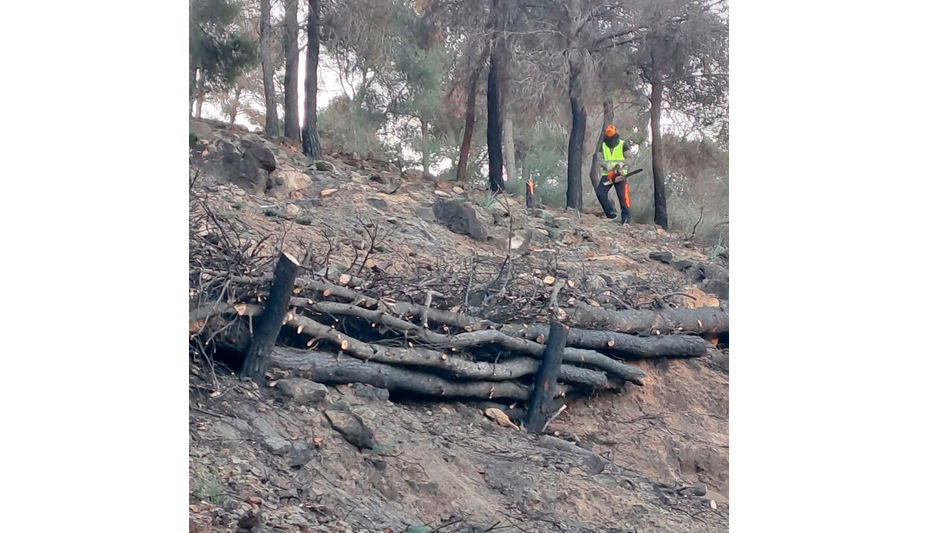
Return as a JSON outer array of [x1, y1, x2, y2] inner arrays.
[[276, 378, 328, 405], [265, 168, 310, 200], [432, 199, 489, 241]]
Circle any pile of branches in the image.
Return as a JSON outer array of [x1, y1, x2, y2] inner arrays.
[[189, 187, 728, 415]]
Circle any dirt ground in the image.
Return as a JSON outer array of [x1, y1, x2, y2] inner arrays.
[[189, 120, 729, 533]]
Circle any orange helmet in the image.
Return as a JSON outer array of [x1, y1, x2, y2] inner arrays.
[[605, 124, 617, 137]]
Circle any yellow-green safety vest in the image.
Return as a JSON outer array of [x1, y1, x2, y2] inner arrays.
[[601, 141, 625, 176]]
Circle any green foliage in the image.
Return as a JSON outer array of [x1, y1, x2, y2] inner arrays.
[[189, 0, 258, 94], [318, 95, 391, 157], [191, 468, 224, 505], [504, 123, 569, 207]]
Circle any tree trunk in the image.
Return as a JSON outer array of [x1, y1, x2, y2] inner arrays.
[[486, 0, 505, 193], [421, 117, 430, 175], [524, 320, 569, 433], [649, 50, 669, 229], [228, 85, 243, 125], [503, 114, 518, 183], [240, 252, 300, 383], [189, 67, 198, 118], [570, 303, 728, 336], [456, 53, 484, 182], [195, 73, 205, 119], [259, 0, 279, 139], [565, 54, 587, 211], [589, 97, 613, 190], [301, 0, 322, 159], [282, 0, 300, 142]]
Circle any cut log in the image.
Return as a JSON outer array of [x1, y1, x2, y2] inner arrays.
[[271, 348, 566, 401], [287, 300, 642, 384], [568, 304, 728, 335], [284, 313, 611, 388], [240, 252, 300, 382], [498, 324, 709, 359], [524, 320, 569, 433]]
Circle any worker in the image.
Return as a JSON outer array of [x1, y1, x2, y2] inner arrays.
[[595, 124, 633, 224]]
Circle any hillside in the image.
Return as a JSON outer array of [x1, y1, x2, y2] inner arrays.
[[188, 118, 729, 533]]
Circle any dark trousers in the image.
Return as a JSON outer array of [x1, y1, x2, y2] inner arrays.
[[596, 175, 630, 223]]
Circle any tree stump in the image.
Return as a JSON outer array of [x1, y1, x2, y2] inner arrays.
[[240, 251, 300, 383], [524, 320, 569, 433]]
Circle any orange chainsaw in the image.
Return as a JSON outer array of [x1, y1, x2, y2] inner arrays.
[[603, 165, 642, 213]]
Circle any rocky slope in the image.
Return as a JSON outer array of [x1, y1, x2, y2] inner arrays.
[[189, 118, 729, 533]]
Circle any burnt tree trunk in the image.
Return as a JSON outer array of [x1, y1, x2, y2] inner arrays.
[[456, 62, 482, 182], [282, 0, 300, 142], [590, 97, 616, 216], [240, 252, 300, 383], [486, 0, 505, 193], [301, 0, 322, 159], [649, 49, 668, 229], [259, 0, 279, 138], [524, 320, 569, 433], [189, 67, 198, 117], [565, 52, 587, 211]]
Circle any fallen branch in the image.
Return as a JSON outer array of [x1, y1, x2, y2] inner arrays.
[[284, 313, 612, 388], [498, 324, 709, 359], [270, 349, 569, 401], [567, 304, 729, 335], [288, 300, 643, 384]]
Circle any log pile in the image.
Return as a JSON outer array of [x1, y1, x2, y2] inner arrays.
[[189, 191, 728, 415]]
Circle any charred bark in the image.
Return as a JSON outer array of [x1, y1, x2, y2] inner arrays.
[[486, 0, 505, 193], [301, 0, 322, 159], [271, 348, 540, 401], [566, 54, 587, 211], [524, 320, 569, 433], [649, 47, 668, 229], [240, 252, 300, 383]]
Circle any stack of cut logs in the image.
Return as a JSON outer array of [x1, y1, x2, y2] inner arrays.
[[190, 250, 728, 430]]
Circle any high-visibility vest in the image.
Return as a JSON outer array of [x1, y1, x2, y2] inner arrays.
[[601, 141, 625, 176]]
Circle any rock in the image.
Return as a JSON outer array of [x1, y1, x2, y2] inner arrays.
[[415, 206, 435, 223], [314, 160, 334, 172], [276, 378, 328, 405], [189, 119, 214, 143], [352, 383, 391, 402], [231, 185, 247, 197], [320, 188, 338, 198], [452, 186, 465, 194], [648, 251, 674, 263], [266, 169, 310, 200], [527, 208, 545, 218], [368, 173, 389, 184], [366, 196, 389, 210], [434, 190, 452, 198], [550, 216, 573, 229], [287, 445, 315, 468], [245, 142, 277, 172], [324, 402, 375, 450], [671, 260, 694, 271], [250, 417, 291, 456], [401, 169, 423, 180], [286, 514, 309, 528], [283, 204, 301, 219], [432, 199, 489, 241], [690, 483, 707, 497]]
